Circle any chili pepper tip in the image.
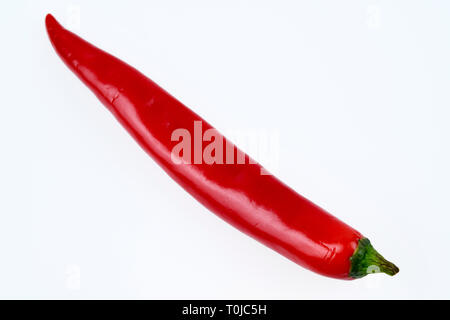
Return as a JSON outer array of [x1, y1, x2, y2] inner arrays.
[[45, 14, 59, 32]]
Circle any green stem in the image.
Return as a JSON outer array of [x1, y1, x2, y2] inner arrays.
[[349, 238, 399, 279]]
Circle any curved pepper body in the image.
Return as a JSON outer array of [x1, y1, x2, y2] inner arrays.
[[45, 14, 380, 279]]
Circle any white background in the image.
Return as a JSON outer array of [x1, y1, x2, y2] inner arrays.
[[1, 0, 449, 299]]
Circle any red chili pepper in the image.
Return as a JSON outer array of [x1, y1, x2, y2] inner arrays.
[[45, 14, 398, 279]]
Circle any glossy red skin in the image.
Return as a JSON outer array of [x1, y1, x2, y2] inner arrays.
[[46, 14, 363, 279]]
